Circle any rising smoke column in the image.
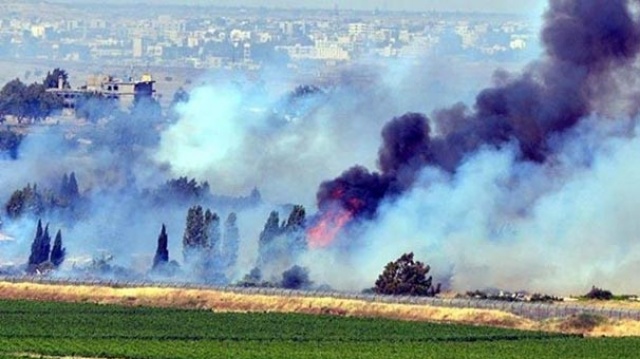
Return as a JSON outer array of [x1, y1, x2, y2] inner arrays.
[[310, 0, 640, 247]]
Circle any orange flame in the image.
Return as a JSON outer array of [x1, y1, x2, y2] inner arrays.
[[307, 208, 353, 249]]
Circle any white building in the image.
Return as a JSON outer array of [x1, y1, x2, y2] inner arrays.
[[132, 38, 144, 58]]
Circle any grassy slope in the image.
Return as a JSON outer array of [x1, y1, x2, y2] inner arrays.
[[1, 299, 640, 359]]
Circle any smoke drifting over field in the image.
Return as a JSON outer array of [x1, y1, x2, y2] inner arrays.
[[2, 0, 640, 295]]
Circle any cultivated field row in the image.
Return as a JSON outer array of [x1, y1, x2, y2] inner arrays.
[[0, 275, 639, 321]]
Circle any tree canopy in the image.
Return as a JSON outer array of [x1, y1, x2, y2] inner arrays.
[[43, 68, 69, 89], [374, 252, 440, 297], [0, 76, 64, 123]]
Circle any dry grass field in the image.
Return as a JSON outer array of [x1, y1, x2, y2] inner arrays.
[[1, 281, 639, 337]]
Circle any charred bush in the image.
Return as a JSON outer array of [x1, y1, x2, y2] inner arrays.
[[281, 265, 312, 290]]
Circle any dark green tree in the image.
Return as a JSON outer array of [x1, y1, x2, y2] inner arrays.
[[153, 224, 169, 269], [281, 265, 311, 290], [585, 286, 613, 300], [257, 211, 282, 267], [153, 177, 211, 204], [50, 229, 66, 268], [75, 91, 117, 122], [171, 87, 189, 106], [182, 206, 235, 284], [222, 212, 239, 269], [23, 82, 63, 121], [131, 96, 162, 124], [374, 252, 440, 297], [249, 187, 261, 204], [0, 77, 63, 123], [0, 78, 28, 122], [284, 205, 306, 254], [67, 172, 79, 199], [201, 210, 231, 284], [204, 209, 221, 250], [43, 68, 69, 89], [238, 267, 263, 287], [27, 220, 52, 269], [59, 172, 79, 201], [0, 129, 23, 159], [183, 205, 205, 262], [60, 173, 68, 195], [5, 184, 46, 219], [93, 107, 160, 153]]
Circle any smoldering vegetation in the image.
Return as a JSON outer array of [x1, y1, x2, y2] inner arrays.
[[2, 0, 640, 296]]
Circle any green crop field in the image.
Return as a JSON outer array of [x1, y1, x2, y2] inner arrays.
[[0, 299, 638, 359]]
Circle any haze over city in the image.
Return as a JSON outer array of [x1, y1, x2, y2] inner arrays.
[[55, 0, 544, 14]]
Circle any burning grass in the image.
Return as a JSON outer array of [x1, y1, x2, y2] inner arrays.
[[0, 281, 639, 337]]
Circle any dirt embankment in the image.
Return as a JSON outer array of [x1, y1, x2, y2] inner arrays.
[[0, 281, 638, 337]]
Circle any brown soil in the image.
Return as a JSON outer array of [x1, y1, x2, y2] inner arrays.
[[0, 281, 638, 337]]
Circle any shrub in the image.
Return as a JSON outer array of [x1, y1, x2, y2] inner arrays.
[[560, 313, 606, 331], [584, 286, 613, 300], [281, 265, 312, 290], [374, 252, 440, 297]]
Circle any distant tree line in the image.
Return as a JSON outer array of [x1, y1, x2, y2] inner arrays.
[[149, 205, 241, 284], [148, 203, 312, 289], [16, 194, 443, 298], [148, 177, 212, 205], [5, 172, 80, 220], [144, 177, 262, 211]]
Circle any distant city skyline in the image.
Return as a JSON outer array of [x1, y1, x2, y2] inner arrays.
[[67, 0, 546, 15]]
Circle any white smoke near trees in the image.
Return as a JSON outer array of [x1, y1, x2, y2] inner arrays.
[[153, 54, 509, 209], [156, 85, 246, 175]]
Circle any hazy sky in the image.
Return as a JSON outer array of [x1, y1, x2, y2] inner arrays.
[[88, 0, 547, 14], [223, 0, 544, 13]]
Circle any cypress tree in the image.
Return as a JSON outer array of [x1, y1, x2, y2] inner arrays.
[[204, 210, 221, 250], [41, 225, 52, 264], [183, 205, 205, 262], [50, 229, 66, 268], [27, 221, 52, 269], [153, 224, 169, 269], [223, 212, 239, 270], [259, 211, 281, 246], [35, 219, 43, 240], [257, 211, 282, 268], [68, 172, 79, 199], [27, 219, 44, 267], [284, 205, 307, 255], [60, 173, 69, 197]]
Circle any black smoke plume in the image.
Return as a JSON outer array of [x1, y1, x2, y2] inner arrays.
[[316, 0, 640, 228]]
